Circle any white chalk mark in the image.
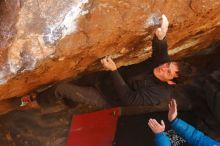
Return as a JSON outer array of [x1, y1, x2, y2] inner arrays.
[[43, 0, 89, 45]]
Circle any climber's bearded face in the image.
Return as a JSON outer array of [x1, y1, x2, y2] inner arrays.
[[154, 62, 179, 82]]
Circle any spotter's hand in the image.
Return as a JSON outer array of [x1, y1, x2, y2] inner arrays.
[[148, 118, 165, 134], [168, 99, 178, 122]]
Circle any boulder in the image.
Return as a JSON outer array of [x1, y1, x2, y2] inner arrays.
[[0, 0, 220, 100]]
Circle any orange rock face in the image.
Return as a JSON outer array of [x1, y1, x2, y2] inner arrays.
[[0, 0, 220, 100]]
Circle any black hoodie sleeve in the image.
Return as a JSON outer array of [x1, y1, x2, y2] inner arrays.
[[110, 70, 170, 105], [151, 36, 170, 67]]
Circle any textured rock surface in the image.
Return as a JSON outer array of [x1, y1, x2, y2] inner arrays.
[[0, 0, 220, 100]]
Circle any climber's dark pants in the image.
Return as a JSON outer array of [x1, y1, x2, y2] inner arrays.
[[36, 72, 110, 108], [54, 82, 109, 108]]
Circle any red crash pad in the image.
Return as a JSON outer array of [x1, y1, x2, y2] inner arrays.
[[66, 107, 121, 146]]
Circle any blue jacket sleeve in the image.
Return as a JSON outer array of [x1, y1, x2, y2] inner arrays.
[[171, 118, 220, 146], [154, 132, 171, 146]]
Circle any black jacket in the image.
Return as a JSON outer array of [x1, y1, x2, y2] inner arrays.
[[110, 36, 172, 105]]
